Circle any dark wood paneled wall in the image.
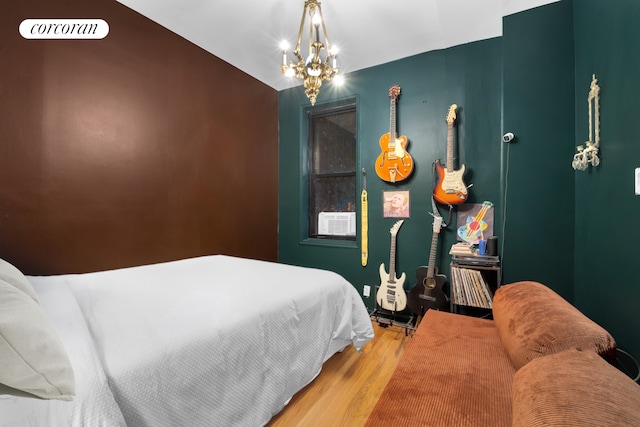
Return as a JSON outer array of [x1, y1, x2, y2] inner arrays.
[[0, 0, 278, 274]]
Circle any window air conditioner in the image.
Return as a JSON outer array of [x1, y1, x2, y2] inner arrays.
[[318, 212, 356, 236]]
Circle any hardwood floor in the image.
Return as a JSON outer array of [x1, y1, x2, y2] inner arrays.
[[266, 323, 411, 427]]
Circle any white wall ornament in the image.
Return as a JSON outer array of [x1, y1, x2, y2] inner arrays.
[[572, 74, 601, 171]]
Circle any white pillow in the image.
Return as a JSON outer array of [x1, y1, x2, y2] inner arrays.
[[0, 258, 38, 302], [0, 280, 75, 400]]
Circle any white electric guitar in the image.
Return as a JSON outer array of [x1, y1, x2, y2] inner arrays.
[[376, 220, 407, 312]]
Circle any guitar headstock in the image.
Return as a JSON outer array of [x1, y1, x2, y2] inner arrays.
[[389, 85, 401, 101], [390, 219, 404, 236], [446, 104, 458, 124], [482, 200, 494, 209], [433, 216, 443, 233]]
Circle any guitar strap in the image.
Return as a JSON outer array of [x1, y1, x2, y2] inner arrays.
[[431, 159, 438, 194], [430, 160, 454, 228], [361, 168, 368, 267], [431, 195, 453, 229]]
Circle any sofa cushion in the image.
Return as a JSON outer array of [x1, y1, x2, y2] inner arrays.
[[512, 348, 640, 426], [492, 281, 616, 370], [364, 310, 515, 427]]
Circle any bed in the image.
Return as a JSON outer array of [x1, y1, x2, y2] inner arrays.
[[0, 255, 374, 426]]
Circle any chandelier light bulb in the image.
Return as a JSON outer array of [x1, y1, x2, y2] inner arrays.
[[329, 45, 338, 68], [280, 41, 289, 66]]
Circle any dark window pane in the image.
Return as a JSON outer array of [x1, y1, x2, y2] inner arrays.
[[311, 176, 356, 217], [308, 101, 357, 240], [311, 112, 357, 174]]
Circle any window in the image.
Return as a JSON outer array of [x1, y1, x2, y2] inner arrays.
[[307, 100, 357, 240]]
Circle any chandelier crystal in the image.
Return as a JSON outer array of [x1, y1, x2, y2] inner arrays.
[[280, 0, 339, 106]]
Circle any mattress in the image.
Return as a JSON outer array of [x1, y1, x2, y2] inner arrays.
[[0, 255, 374, 426]]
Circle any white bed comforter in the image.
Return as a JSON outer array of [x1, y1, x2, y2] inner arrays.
[[2, 255, 374, 427], [0, 278, 128, 427]]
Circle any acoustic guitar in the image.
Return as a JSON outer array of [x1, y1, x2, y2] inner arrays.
[[376, 220, 407, 312], [434, 104, 468, 204], [375, 85, 413, 183], [408, 216, 449, 317]]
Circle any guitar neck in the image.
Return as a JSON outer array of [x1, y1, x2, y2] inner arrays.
[[389, 234, 397, 280], [426, 230, 439, 279], [446, 122, 454, 172], [389, 98, 397, 145], [473, 204, 490, 222]]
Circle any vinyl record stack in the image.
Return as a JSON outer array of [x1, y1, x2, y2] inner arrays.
[[450, 266, 493, 309]]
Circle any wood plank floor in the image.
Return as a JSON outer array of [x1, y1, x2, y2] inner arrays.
[[266, 323, 411, 427]]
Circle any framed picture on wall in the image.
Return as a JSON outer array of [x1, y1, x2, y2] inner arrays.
[[382, 190, 410, 218]]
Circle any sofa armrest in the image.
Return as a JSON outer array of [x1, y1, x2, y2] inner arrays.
[[492, 281, 616, 369], [512, 348, 640, 426]]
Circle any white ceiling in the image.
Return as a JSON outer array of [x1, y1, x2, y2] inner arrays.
[[115, 0, 560, 91]]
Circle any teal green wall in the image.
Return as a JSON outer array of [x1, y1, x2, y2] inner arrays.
[[279, 0, 639, 359], [573, 0, 640, 360], [501, 1, 576, 297], [278, 39, 502, 310]]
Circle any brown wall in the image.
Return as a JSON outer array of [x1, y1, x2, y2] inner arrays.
[[0, 0, 278, 274]]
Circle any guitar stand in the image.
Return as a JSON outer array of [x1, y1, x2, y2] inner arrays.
[[369, 305, 417, 336]]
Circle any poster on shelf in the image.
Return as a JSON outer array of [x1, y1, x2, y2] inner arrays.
[[456, 201, 494, 244]]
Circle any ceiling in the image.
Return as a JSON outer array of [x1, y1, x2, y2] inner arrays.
[[115, 0, 560, 91]]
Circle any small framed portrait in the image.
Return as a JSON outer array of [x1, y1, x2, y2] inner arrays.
[[383, 190, 410, 218]]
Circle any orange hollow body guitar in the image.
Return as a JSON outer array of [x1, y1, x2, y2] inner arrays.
[[375, 85, 413, 183], [434, 104, 468, 204]]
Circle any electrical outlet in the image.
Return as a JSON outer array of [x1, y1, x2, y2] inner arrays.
[[363, 285, 371, 297]]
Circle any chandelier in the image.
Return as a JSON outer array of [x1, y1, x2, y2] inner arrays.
[[280, 0, 339, 106]]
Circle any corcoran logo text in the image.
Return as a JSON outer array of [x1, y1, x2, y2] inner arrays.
[[19, 19, 109, 40]]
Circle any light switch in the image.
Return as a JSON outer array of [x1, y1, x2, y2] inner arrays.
[[636, 168, 640, 195]]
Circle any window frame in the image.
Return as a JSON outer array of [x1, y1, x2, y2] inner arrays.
[[300, 97, 359, 247]]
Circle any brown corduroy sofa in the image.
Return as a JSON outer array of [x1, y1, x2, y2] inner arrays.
[[365, 281, 640, 427]]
